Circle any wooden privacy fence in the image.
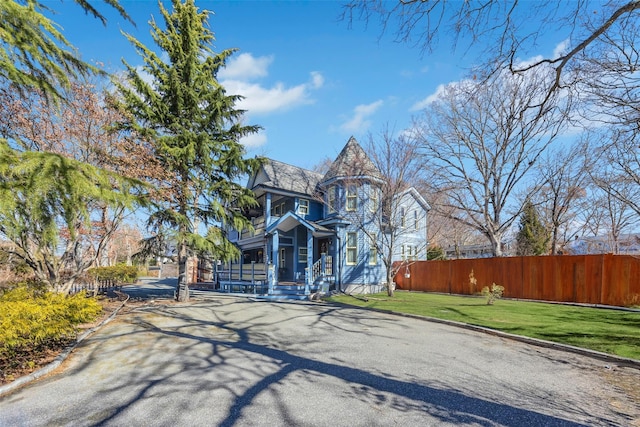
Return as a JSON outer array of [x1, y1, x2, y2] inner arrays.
[[395, 254, 640, 307]]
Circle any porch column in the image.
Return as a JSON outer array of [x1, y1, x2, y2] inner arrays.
[[271, 230, 279, 292], [265, 193, 272, 226], [305, 232, 313, 294]]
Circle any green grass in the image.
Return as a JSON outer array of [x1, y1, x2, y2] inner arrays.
[[326, 291, 640, 360]]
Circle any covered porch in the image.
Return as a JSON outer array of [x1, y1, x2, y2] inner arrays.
[[266, 211, 335, 290]]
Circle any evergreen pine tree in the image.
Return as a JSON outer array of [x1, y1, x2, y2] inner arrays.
[[516, 200, 550, 256], [115, 0, 262, 301]]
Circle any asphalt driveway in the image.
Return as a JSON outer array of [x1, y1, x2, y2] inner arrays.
[[0, 291, 638, 426]]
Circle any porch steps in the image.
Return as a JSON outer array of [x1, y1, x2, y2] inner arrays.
[[264, 283, 320, 300], [191, 282, 326, 301]]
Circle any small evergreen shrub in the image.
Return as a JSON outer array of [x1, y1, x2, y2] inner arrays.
[[0, 283, 102, 360]]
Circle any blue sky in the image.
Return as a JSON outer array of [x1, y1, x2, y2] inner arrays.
[[49, 0, 563, 170]]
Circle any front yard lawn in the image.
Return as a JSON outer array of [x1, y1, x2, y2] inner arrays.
[[326, 291, 640, 360]]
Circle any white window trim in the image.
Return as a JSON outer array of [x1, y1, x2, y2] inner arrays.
[[369, 245, 377, 265], [298, 199, 309, 215], [370, 188, 379, 213], [346, 232, 357, 265], [298, 247, 308, 263], [328, 186, 336, 214], [346, 186, 357, 212]]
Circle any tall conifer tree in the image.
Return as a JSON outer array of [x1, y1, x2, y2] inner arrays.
[[516, 200, 550, 256], [115, 0, 261, 301]]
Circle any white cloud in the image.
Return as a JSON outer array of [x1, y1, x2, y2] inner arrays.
[[240, 131, 267, 148], [219, 53, 274, 80], [340, 100, 384, 133], [218, 53, 324, 115], [410, 84, 447, 111], [553, 39, 570, 60], [310, 71, 324, 89], [223, 80, 311, 114]]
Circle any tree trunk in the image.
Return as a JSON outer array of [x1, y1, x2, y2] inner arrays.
[[489, 233, 503, 257], [176, 242, 189, 302], [386, 261, 395, 297]]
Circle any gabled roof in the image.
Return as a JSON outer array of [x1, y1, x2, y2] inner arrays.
[[249, 158, 323, 197], [266, 211, 335, 237], [322, 136, 382, 183], [396, 187, 431, 212]]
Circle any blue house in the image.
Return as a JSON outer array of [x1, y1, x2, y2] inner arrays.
[[226, 137, 429, 295]]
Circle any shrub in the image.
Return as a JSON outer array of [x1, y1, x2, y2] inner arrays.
[[481, 283, 505, 305], [427, 245, 446, 260], [0, 283, 102, 360], [88, 264, 139, 284]]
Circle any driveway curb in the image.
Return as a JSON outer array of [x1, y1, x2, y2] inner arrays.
[[0, 294, 130, 397], [327, 301, 640, 369]]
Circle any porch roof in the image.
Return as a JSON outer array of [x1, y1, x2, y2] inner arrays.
[[266, 212, 334, 238]]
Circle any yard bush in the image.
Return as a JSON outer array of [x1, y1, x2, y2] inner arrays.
[[0, 282, 102, 362], [482, 283, 505, 305], [88, 264, 139, 284]]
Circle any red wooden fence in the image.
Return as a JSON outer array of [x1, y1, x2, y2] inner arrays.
[[394, 254, 640, 307]]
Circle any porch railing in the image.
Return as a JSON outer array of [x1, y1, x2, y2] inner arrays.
[[216, 261, 267, 283], [239, 216, 266, 240], [310, 255, 333, 283]]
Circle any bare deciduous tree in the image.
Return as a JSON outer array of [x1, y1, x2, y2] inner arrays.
[[415, 69, 567, 256], [531, 143, 589, 254], [342, 1, 640, 110]]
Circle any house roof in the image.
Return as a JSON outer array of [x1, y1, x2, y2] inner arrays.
[[266, 211, 335, 237], [322, 136, 382, 183], [397, 187, 431, 212], [250, 158, 323, 197]]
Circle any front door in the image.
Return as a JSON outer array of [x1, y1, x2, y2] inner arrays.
[[278, 247, 294, 281], [317, 238, 331, 260]]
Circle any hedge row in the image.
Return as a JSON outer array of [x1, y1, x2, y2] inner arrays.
[[88, 265, 138, 284]]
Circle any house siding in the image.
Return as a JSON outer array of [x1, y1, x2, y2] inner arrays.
[[225, 137, 428, 295]]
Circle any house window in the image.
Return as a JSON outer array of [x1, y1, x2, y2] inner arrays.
[[298, 199, 309, 215], [346, 232, 357, 265], [413, 246, 419, 261], [279, 248, 286, 269], [400, 207, 406, 228], [346, 186, 357, 211], [273, 203, 281, 216], [328, 186, 336, 213], [298, 247, 308, 263], [401, 245, 406, 261], [370, 187, 379, 213], [369, 244, 377, 265]]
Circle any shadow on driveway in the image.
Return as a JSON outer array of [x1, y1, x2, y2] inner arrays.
[[121, 277, 177, 300]]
